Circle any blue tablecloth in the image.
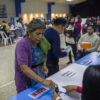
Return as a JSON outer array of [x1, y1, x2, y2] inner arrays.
[[8, 52, 100, 100], [8, 83, 63, 100], [75, 52, 100, 66]]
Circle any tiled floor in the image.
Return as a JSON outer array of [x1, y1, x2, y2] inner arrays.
[[0, 34, 74, 100]]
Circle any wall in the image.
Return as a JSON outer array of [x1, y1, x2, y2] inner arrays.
[[51, 3, 69, 14], [0, 0, 16, 24], [21, 0, 48, 14], [21, 0, 69, 23]]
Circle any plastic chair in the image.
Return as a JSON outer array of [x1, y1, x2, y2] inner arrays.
[[0, 31, 12, 46]]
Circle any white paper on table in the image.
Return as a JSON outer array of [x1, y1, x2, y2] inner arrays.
[[47, 63, 88, 93], [60, 93, 79, 100], [91, 53, 100, 58]]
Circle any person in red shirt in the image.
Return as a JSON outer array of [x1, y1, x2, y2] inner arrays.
[[75, 15, 82, 42], [52, 65, 100, 100]]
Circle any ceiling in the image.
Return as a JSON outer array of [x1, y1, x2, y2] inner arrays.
[[33, 0, 86, 4]]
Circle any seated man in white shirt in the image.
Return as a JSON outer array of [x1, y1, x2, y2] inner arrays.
[[76, 25, 100, 61]]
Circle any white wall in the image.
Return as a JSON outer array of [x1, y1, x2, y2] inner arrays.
[[21, 0, 48, 14], [82, 18, 87, 24], [51, 3, 69, 14], [0, 0, 16, 24], [21, 0, 69, 18]]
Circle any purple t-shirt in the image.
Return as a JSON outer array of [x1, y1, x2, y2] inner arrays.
[[15, 36, 32, 93]]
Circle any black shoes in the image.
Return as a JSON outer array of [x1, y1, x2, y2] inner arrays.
[[66, 62, 72, 65]]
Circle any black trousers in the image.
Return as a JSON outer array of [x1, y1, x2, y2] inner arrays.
[[77, 34, 81, 43], [66, 42, 77, 62], [46, 63, 59, 77]]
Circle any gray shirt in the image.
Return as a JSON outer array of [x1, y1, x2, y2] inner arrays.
[[78, 33, 100, 52]]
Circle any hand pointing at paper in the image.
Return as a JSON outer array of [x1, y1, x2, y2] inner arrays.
[[62, 85, 77, 94]]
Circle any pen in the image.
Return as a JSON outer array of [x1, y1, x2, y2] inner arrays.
[[38, 90, 51, 99]]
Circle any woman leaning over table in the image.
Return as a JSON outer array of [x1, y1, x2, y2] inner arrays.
[[15, 19, 57, 93]]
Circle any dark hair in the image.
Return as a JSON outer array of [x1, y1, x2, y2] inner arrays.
[[16, 20, 20, 22], [27, 19, 46, 35], [9, 23, 11, 25], [87, 25, 94, 29], [2, 21, 6, 23], [82, 65, 100, 100], [3, 25, 6, 29], [53, 18, 67, 27], [67, 17, 75, 24], [76, 15, 82, 23], [69, 17, 75, 22]]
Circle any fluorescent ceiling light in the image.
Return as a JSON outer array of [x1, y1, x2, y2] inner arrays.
[[66, 0, 73, 1]]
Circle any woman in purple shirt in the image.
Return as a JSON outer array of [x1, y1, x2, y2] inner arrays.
[[15, 19, 57, 93]]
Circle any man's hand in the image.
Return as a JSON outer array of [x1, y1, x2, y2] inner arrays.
[[42, 65, 48, 75], [62, 85, 77, 94], [61, 48, 65, 50], [84, 48, 87, 53], [66, 52, 69, 57], [66, 33, 70, 38], [52, 91, 60, 100], [80, 48, 84, 52]]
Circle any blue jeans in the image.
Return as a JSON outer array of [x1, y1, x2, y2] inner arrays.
[[76, 50, 90, 61], [19, 27, 23, 37], [8, 35, 14, 43]]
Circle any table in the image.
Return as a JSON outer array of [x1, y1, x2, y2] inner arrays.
[[8, 63, 87, 100], [10, 28, 18, 38], [75, 52, 100, 66], [8, 52, 100, 100], [8, 83, 63, 100]]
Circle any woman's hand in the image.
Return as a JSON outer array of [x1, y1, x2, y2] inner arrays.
[[42, 65, 48, 75], [66, 33, 70, 37], [62, 85, 77, 94], [52, 91, 60, 100], [61, 48, 65, 50], [41, 79, 57, 90]]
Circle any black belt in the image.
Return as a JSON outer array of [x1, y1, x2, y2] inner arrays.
[[31, 62, 43, 68]]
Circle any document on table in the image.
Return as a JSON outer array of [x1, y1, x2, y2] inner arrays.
[[47, 63, 88, 93], [80, 60, 92, 65], [28, 86, 48, 99], [60, 93, 79, 100], [91, 53, 100, 58]]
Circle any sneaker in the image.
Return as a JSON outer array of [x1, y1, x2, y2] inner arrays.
[[13, 41, 16, 44]]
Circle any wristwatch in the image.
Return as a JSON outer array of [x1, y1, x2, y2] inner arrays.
[[56, 97, 62, 100]]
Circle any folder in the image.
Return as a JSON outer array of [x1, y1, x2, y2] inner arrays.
[[81, 42, 91, 49]]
